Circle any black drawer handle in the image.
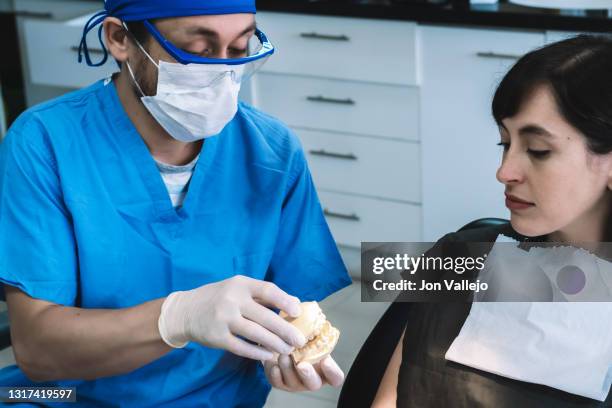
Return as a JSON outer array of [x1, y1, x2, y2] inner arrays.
[[324, 209, 360, 222], [300, 32, 350, 41], [309, 149, 357, 161], [71, 46, 105, 55], [476, 51, 521, 60], [14, 11, 54, 19], [306, 95, 355, 105]]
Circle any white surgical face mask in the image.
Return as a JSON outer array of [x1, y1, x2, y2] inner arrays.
[[126, 41, 243, 143]]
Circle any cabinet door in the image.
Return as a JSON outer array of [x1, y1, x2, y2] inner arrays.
[[255, 12, 419, 85], [297, 129, 421, 202], [319, 191, 422, 247], [419, 26, 544, 240], [14, 0, 100, 21], [23, 13, 118, 88], [255, 73, 419, 141]]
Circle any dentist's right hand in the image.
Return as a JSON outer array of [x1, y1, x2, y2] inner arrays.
[[157, 275, 307, 360]]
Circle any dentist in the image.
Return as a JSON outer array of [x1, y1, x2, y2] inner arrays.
[[0, 0, 351, 405]]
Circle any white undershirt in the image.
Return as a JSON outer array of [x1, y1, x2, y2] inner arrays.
[[154, 155, 199, 208]]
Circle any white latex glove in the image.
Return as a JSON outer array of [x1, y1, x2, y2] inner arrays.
[[158, 275, 307, 360], [264, 354, 345, 392]]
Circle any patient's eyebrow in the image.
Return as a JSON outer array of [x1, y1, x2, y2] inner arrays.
[[518, 124, 555, 138]]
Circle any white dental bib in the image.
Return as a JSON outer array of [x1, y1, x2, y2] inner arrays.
[[445, 235, 612, 401]]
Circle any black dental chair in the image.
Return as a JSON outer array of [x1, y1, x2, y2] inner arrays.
[[337, 218, 508, 408]]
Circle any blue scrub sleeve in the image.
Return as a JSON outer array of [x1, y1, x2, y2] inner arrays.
[[0, 118, 78, 305], [267, 148, 351, 302]]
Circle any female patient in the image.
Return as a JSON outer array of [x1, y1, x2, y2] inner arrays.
[[368, 35, 612, 407]]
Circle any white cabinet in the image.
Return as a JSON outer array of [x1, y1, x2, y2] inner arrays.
[[419, 25, 545, 240], [298, 129, 421, 202], [15, 1, 116, 106], [255, 13, 548, 248], [256, 73, 419, 140], [319, 191, 421, 247], [253, 12, 422, 249], [255, 12, 419, 85], [13, 0, 101, 21], [23, 13, 117, 88]]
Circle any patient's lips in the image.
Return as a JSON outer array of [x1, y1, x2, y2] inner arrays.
[[505, 193, 535, 210], [279, 302, 340, 365]]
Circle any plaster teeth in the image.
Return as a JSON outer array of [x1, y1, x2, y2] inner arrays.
[[285, 302, 340, 365]]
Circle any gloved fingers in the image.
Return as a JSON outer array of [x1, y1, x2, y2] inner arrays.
[[277, 354, 307, 391], [267, 363, 288, 391], [246, 278, 302, 318], [242, 301, 306, 348], [263, 358, 275, 374], [295, 362, 323, 391], [318, 356, 345, 388], [263, 358, 289, 391], [263, 359, 276, 382], [230, 317, 294, 355], [225, 334, 274, 361]]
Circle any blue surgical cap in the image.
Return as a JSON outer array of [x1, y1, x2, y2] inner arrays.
[[79, 0, 256, 67]]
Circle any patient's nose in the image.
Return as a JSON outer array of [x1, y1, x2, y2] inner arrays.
[[496, 154, 525, 185]]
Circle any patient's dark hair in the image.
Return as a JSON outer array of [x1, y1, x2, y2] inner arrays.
[[492, 34, 612, 155]]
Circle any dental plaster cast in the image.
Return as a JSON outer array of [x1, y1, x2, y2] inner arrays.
[[280, 302, 340, 365]]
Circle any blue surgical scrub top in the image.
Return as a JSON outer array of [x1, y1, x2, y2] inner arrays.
[[0, 78, 351, 407]]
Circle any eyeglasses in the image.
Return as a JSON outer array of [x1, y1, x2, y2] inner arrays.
[[78, 11, 275, 67], [142, 20, 274, 66]]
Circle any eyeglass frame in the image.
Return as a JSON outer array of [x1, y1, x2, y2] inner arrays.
[[142, 19, 274, 65]]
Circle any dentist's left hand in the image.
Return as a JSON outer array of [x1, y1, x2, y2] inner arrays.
[[264, 354, 345, 392]]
